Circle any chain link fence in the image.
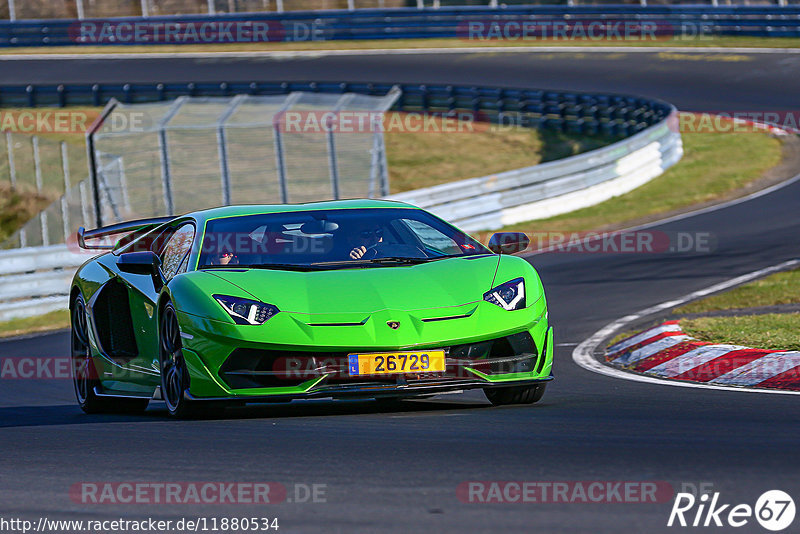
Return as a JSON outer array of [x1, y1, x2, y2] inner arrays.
[[1, 89, 400, 248], [1, 132, 88, 248]]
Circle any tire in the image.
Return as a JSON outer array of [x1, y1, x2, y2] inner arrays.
[[159, 302, 202, 418], [71, 294, 149, 415], [484, 383, 547, 406]]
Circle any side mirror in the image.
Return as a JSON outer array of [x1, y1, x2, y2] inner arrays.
[[488, 232, 530, 255], [117, 251, 161, 276]]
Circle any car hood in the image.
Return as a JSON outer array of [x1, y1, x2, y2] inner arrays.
[[202, 255, 500, 315]]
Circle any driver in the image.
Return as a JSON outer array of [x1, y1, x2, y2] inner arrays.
[[211, 250, 239, 265], [348, 225, 384, 259]]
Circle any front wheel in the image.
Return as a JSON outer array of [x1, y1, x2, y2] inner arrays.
[[159, 302, 203, 418], [484, 383, 547, 406]]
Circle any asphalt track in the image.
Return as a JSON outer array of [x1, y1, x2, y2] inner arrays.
[[1, 49, 800, 533]]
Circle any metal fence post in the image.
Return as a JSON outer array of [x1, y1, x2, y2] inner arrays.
[[276, 0, 284, 13], [272, 92, 301, 204], [60, 141, 71, 242], [7, 0, 16, 21], [416, 0, 423, 8], [216, 95, 244, 206], [207, 0, 216, 15], [79, 181, 91, 229], [141, 0, 150, 17], [157, 97, 186, 216], [76, 0, 85, 19], [32, 136, 49, 246], [96, 161, 122, 223], [347, 0, 355, 10], [5, 132, 16, 188], [489, 0, 498, 7], [217, 127, 232, 205], [118, 158, 131, 214], [158, 130, 175, 215], [326, 93, 355, 201], [368, 117, 381, 199], [327, 119, 340, 200], [273, 130, 288, 204], [86, 98, 119, 228], [378, 127, 390, 198]]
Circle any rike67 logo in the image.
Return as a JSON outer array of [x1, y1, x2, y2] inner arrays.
[[668, 490, 795, 531]]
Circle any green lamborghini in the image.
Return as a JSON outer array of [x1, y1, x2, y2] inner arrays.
[[70, 200, 553, 417]]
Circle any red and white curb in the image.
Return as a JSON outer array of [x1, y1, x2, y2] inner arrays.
[[572, 257, 800, 396], [606, 321, 800, 391]]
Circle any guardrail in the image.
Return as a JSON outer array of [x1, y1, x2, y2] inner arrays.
[[0, 245, 86, 322], [3, 5, 800, 47], [0, 80, 677, 319], [5, 1, 798, 23], [0, 81, 670, 138]]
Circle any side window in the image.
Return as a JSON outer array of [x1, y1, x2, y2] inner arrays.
[[402, 219, 461, 255], [160, 224, 195, 281]]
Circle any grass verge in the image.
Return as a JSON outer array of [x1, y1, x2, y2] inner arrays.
[[504, 126, 782, 235], [680, 314, 800, 352], [675, 268, 800, 314], [609, 268, 800, 352], [0, 183, 55, 243], [386, 120, 609, 193], [0, 309, 70, 339], [2, 36, 800, 55]]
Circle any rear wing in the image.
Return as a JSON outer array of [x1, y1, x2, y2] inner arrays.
[[77, 217, 176, 250]]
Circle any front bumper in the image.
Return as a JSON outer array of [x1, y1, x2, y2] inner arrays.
[[176, 299, 554, 401], [184, 376, 554, 404]]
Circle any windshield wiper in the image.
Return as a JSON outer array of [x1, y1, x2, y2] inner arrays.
[[311, 256, 469, 268], [368, 256, 433, 264], [310, 257, 431, 268], [201, 263, 321, 272]]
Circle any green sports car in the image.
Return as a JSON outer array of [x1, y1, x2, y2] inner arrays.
[[71, 200, 553, 417]]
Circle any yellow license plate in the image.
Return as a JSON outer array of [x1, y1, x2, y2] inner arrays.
[[347, 350, 446, 376]]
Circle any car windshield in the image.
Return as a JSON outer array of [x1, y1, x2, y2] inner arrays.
[[198, 207, 490, 270]]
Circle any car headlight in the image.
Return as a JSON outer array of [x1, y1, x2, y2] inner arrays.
[[483, 278, 525, 311], [213, 295, 279, 325]]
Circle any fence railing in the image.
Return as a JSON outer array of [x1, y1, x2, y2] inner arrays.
[[3, 4, 800, 46], [1, 132, 87, 248], [0, 244, 86, 321], [88, 90, 400, 227]]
